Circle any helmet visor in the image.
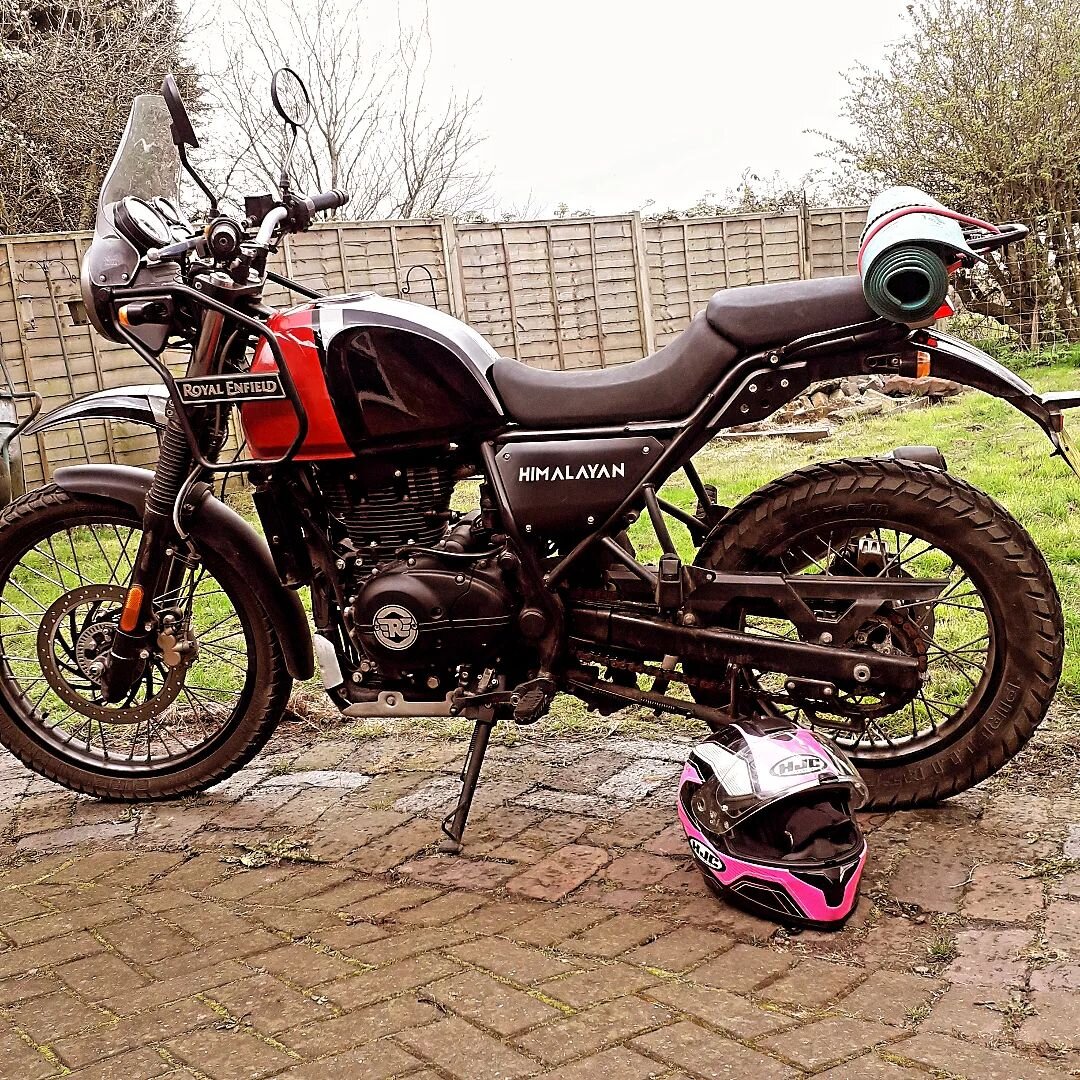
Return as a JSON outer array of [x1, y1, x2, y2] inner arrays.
[[686, 724, 868, 834]]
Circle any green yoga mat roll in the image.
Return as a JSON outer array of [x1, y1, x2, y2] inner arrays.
[[861, 242, 950, 325], [859, 187, 980, 327]]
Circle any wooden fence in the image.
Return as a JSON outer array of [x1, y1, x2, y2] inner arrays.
[[0, 205, 867, 483]]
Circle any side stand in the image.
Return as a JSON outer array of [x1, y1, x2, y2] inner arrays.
[[439, 707, 498, 854]]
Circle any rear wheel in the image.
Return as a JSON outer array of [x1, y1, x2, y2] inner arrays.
[[690, 458, 1063, 808], [0, 486, 291, 799]]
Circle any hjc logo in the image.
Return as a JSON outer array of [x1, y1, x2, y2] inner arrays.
[[689, 837, 725, 873], [770, 754, 828, 778]]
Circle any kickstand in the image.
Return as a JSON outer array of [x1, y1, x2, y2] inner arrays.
[[439, 708, 497, 854]]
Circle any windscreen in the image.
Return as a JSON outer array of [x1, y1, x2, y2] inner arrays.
[[98, 95, 181, 224], [82, 95, 182, 333]]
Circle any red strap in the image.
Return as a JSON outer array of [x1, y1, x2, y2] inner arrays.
[[857, 205, 999, 272]]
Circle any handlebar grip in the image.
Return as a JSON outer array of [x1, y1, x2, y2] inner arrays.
[[306, 189, 350, 214]]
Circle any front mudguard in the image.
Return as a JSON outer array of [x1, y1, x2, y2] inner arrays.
[[51, 464, 315, 681], [25, 384, 168, 436], [917, 331, 1078, 473]]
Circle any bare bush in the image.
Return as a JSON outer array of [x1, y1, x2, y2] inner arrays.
[[0, 0, 193, 233], [214, 0, 488, 219]]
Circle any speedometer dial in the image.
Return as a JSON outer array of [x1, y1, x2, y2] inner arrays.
[[113, 196, 173, 250]]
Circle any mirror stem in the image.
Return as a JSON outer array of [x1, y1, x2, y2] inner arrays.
[[279, 125, 299, 197], [179, 145, 219, 214]]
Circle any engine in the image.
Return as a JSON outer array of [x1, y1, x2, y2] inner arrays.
[[317, 461, 519, 689], [349, 552, 515, 680], [321, 461, 454, 562]]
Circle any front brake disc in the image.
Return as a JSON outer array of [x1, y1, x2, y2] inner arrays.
[[36, 584, 185, 725]]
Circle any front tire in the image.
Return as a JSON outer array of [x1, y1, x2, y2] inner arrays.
[[691, 458, 1063, 809], [0, 486, 292, 799]]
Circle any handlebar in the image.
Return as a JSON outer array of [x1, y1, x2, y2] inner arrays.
[[305, 189, 350, 214], [147, 189, 353, 267]]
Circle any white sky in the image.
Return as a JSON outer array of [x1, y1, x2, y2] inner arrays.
[[197, 0, 912, 216], [425, 0, 911, 215]]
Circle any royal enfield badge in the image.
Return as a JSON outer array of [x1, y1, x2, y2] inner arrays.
[[372, 605, 419, 651]]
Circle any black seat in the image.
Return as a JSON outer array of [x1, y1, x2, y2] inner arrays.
[[489, 311, 738, 428], [706, 275, 876, 349], [490, 275, 876, 429]]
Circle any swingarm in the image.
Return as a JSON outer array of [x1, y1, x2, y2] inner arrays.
[[568, 604, 926, 695], [684, 567, 947, 646]]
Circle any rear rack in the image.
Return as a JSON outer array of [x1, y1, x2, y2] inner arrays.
[[965, 222, 1028, 255]]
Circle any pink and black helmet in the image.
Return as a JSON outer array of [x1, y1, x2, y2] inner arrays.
[[678, 720, 868, 930]]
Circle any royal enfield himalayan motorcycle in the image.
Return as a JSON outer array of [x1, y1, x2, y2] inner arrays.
[[0, 71, 1075, 850]]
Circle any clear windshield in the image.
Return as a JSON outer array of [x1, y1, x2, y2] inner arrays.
[[98, 94, 181, 228], [82, 95, 182, 334]]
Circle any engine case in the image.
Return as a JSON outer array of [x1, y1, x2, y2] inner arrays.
[[350, 554, 516, 677]]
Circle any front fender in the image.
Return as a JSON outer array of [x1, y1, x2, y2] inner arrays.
[[26, 384, 168, 437], [51, 464, 315, 681], [919, 331, 1078, 473]]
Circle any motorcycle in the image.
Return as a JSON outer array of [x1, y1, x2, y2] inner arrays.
[[1, 70, 1075, 852]]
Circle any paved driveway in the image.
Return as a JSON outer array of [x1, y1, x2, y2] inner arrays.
[[0, 725, 1076, 1079]]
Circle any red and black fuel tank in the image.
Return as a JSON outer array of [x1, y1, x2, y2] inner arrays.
[[241, 293, 507, 460]]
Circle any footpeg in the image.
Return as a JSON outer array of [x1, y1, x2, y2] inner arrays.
[[511, 676, 556, 724]]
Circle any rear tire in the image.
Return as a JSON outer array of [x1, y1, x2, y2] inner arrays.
[[691, 458, 1063, 809], [0, 486, 292, 799]]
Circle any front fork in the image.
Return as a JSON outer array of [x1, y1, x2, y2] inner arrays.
[[99, 309, 226, 702], [99, 421, 194, 700]]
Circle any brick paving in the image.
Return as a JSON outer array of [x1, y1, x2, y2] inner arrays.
[[0, 727, 1075, 1079]]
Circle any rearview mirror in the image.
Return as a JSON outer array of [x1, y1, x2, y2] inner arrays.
[[161, 74, 199, 149], [271, 68, 312, 128]]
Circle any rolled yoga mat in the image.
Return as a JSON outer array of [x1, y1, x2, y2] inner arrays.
[[858, 187, 981, 326]]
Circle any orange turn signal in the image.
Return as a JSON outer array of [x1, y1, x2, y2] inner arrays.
[[915, 350, 932, 379], [119, 585, 144, 633], [117, 305, 132, 329]]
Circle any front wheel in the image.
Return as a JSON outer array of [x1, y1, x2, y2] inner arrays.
[[0, 486, 292, 799], [690, 458, 1063, 809]]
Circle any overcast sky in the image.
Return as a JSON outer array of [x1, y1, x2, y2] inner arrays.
[[203, 0, 912, 216], [428, 0, 911, 215]]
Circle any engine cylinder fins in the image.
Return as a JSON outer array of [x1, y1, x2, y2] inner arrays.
[[320, 461, 454, 561]]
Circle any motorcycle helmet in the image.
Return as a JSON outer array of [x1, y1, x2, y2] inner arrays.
[[677, 719, 868, 930]]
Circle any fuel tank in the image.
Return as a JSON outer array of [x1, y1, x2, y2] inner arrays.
[[242, 293, 507, 460]]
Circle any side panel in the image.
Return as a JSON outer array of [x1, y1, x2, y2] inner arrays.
[[50, 465, 315, 681], [325, 326, 505, 450], [494, 436, 664, 536]]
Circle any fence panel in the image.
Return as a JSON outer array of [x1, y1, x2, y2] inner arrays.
[[807, 207, 866, 278], [456, 216, 649, 369], [644, 212, 805, 345]]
